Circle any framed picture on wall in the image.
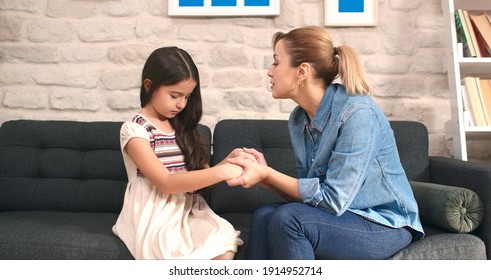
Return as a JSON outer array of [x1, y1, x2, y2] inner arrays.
[[324, 0, 378, 26], [168, 0, 280, 16]]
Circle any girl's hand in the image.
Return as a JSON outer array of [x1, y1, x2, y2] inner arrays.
[[221, 162, 244, 180], [226, 157, 269, 188]]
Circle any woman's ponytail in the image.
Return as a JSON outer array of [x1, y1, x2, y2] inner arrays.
[[335, 45, 370, 95]]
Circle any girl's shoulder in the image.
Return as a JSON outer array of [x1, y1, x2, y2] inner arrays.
[[121, 115, 152, 140]]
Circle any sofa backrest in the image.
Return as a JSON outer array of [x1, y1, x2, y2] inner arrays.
[[208, 119, 430, 214], [0, 120, 127, 213], [0, 119, 212, 213], [389, 121, 430, 182]]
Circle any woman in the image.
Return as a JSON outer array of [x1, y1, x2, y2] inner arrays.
[[227, 26, 424, 260]]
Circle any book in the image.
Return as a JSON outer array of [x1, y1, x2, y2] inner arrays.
[[475, 77, 490, 125], [455, 9, 477, 57], [463, 77, 487, 126], [463, 9, 482, 57], [461, 84, 476, 127], [469, 11, 491, 57], [479, 79, 491, 125]]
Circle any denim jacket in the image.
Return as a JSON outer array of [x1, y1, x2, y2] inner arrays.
[[289, 84, 424, 239]]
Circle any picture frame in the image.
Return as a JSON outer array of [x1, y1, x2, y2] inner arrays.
[[324, 0, 378, 27], [168, 0, 280, 17]]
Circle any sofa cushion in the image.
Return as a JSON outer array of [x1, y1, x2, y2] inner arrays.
[[0, 211, 133, 259], [410, 181, 484, 233], [388, 233, 486, 260]]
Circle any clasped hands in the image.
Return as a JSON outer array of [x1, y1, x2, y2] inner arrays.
[[225, 148, 269, 188]]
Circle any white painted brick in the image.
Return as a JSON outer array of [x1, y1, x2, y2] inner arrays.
[[410, 49, 445, 74], [32, 66, 98, 88], [232, 17, 269, 28], [370, 76, 425, 98], [209, 45, 249, 68], [107, 90, 140, 110], [46, 0, 97, 19], [50, 89, 101, 111], [135, 18, 172, 38], [107, 45, 154, 64], [147, 0, 167, 16], [0, 64, 32, 84], [241, 30, 275, 49], [274, 0, 299, 29], [415, 30, 445, 48], [100, 67, 141, 90], [224, 90, 275, 112], [212, 70, 263, 89], [202, 91, 223, 116], [59, 45, 107, 63], [101, 0, 144, 17], [341, 31, 381, 55], [0, 16, 25, 41], [390, 0, 421, 10], [365, 56, 410, 74], [177, 25, 229, 42], [0, 0, 46, 13], [383, 13, 416, 55], [78, 21, 135, 42], [3, 86, 48, 109], [299, 3, 321, 27], [0, 44, 58, 63], [27, 19, 75, 42], [415, 15, 444, 29]]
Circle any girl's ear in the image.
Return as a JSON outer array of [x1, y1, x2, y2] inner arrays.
[[143, 79, 152, 93]]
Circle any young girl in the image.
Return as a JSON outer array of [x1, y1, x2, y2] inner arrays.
[[113, 47, 243, 259], [228, 26, 424, 259]]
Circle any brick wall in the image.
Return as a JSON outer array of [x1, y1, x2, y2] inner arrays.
[[1, 0, 490, 163]]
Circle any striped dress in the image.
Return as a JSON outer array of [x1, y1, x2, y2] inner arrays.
[[112, 114, 243, 259]]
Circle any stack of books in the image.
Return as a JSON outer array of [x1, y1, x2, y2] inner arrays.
[[461, 77, 491, 127], [455, 9, 491, 57]]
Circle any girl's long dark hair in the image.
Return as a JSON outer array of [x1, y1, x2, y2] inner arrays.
[[140, 47, 209, 171]]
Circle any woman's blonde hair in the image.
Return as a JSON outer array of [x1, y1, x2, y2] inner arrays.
[[272, 26, 370, 95]]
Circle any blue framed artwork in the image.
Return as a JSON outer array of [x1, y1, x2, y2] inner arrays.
[[324, 0, 378, 26], [169, 0, 280, 16]]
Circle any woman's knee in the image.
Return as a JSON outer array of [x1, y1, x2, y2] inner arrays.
[[268, 203, 306, 230], [251, 202, 283, 223]]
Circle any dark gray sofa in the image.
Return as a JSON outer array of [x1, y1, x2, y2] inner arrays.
[[0, 119, 489, 260]]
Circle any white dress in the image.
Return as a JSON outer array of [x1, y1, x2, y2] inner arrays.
[[112, 115, 243, 259]]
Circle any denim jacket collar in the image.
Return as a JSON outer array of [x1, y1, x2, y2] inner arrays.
[[294, 83, 339, 133]]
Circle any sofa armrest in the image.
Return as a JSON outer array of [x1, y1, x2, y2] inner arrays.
[[429, 156, 491, 259]]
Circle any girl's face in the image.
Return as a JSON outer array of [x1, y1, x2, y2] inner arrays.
[[146, 78, 197, 120], [267, 39, 299, 99]]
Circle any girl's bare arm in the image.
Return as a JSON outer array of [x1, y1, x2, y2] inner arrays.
[[125, 138, 243, 194]]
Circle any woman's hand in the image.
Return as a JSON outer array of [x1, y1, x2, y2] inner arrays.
[[224, 148, 268, 166], [226, 156, 269, 188], [241, 148, 268, 166]]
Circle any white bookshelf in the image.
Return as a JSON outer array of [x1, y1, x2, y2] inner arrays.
[[443, 0, 491, 160]]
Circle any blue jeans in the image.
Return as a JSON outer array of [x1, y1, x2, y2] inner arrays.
[[247, 202, 413, 260]]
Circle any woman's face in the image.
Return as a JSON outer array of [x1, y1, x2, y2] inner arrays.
[[147, 78, 196, 119], [267, 39, 299, 99]]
